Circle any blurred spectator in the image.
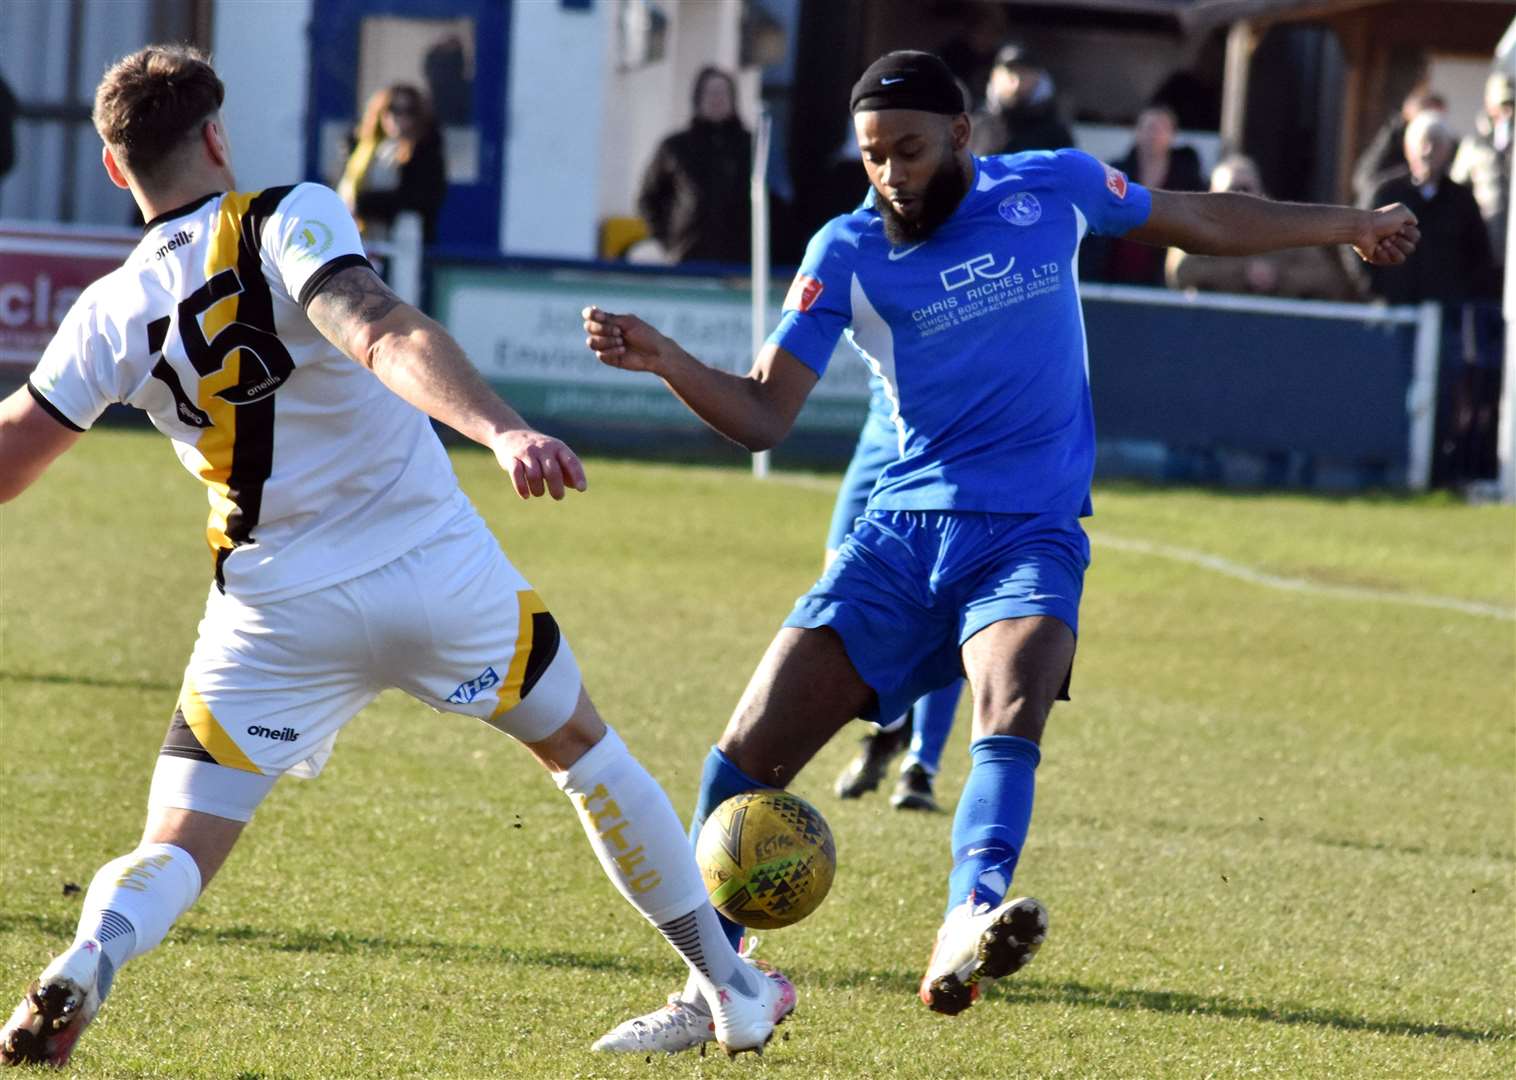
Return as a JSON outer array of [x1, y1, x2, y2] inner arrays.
[[423, 35, 473, 126], [338, 84, 447, 242], [1352, 88, 1447, 205], [1167, 155, 1360, 300], [1366, 111, 1495, 304], [1085, 105, 1204, 285], [0, 74, 14, 179], [1150, 67, 1222, 132], [937, 3, 1009, 111], [1450, 70, 1513, 279], [968, 44, 1075, 158], [636, 66, 752, 264]]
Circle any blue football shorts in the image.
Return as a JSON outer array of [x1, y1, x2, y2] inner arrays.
[[786, 509, 1090, 723]]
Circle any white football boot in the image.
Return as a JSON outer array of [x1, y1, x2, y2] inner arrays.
[[709, 959, 797, 1057], [591, 992, 716, 1053], [592, 960, 796, 1055], [0, 942, 104, 1067], [918, 895, 1047, 1015]]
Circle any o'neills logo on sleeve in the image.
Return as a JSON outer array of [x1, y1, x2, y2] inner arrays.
[[783, 273, 824, 313], [1103, 165, 1129, 200], [153, 229, 196, 260]]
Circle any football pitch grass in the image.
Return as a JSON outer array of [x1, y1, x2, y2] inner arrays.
[[1, 428, 1512, 1079]]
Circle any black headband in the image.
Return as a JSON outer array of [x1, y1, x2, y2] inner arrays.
[[849, 50, 964, 116]]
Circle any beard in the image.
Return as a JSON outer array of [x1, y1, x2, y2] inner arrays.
[[876, 154, 968, 246]]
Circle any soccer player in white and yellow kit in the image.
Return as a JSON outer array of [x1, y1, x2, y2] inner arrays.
[[0, 45, 792, 1066]]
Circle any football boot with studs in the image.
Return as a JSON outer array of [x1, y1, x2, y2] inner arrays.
[[0, 943, 104, 1068], [919, 895, 1047, 1015]]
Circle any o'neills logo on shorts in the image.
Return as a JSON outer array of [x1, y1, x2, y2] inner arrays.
[[246, 724, 299, 742], [783, 274, 824, 312]]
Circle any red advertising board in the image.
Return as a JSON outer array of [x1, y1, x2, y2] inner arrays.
[[0, 224, 138, 376]]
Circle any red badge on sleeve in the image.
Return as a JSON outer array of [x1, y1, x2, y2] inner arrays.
[[1103, 164, 1129, 200], [784, 274, 824, 313]]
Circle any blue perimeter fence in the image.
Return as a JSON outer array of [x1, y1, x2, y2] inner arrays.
[[428, 252, 1483, 492]]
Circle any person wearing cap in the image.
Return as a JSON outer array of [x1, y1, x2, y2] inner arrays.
[[968, 43, 1075, 158], [582, 49, 1419, 1049]]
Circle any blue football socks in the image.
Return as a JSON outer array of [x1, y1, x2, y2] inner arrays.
[[688, 745, 770, 950], [905, 678, 963, 775], [946, 734, 1041, 913]]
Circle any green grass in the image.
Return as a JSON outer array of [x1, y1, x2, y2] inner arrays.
[[2, 429, 1513, 1078]]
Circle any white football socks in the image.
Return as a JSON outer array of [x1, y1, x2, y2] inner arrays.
[[553, 727, 754, 1001], [63, 843, 203, 1000]]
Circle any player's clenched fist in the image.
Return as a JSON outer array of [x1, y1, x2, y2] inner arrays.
[[1353, 203, 1421, 267], [582, 306, 675, 375], [490, 428, 587, 500]]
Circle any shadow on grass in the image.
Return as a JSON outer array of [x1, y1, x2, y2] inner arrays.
[[1009, 976, 1513, 1044], [196, 923, 666, 977], [812, 963, 1508, 1044], [3, 914, 1505, 1045], [0, 915, 665, 979], [0, 670, 178, 694]]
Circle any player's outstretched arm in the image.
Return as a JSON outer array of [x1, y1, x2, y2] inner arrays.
[[307, 265, 585, 500], [0, 387, 83, 503], [581, 306, 817, 451], [1128, 189, 1421, 266]]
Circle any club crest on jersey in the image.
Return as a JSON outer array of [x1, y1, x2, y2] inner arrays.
[[289, 220, 333, 260], [1104, 164, 1129, 199], [998, 192, 1042, 226], [783, 274, 824, 313], [448, 666, 500, 705]]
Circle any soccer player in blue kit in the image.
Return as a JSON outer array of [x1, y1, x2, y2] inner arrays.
[[583, 50, 1418, 1048]]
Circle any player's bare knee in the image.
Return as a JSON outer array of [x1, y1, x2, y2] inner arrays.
[[715, 724, 794, 788], [523, 687, 607, 772], [140, 807, 245, 887]]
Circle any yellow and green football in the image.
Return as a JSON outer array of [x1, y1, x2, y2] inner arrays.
[[695, 790, 836, 929]]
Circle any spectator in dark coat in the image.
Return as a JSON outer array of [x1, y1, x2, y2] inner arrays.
[[1352, 89, 1447, 206], [636, 67, 752, 265], [1370, 110, 1500, 489], [1087, 105, 1205, 285], [1367, 111, 1495, 304], [338, 84, 448, 242], [0, 75, 14, 180], [968, 44, 1075, 158]]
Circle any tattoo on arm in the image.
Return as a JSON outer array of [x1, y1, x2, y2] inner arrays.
[[306, 267, 403, 359]]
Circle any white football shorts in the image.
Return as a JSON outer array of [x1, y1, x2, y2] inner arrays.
[[149, 505, 581, 821]]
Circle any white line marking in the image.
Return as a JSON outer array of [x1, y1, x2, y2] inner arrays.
[[1089, 532, 1515, 622]]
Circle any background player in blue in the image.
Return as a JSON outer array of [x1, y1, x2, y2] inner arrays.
[[829, 372, 963, 813], [583, 50, 1418, 1045]]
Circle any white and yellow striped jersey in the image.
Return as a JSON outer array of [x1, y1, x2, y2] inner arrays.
[[28, 183, 465, 602]]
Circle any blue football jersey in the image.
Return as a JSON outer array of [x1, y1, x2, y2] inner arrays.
[[771, 149, 1151, 515]]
